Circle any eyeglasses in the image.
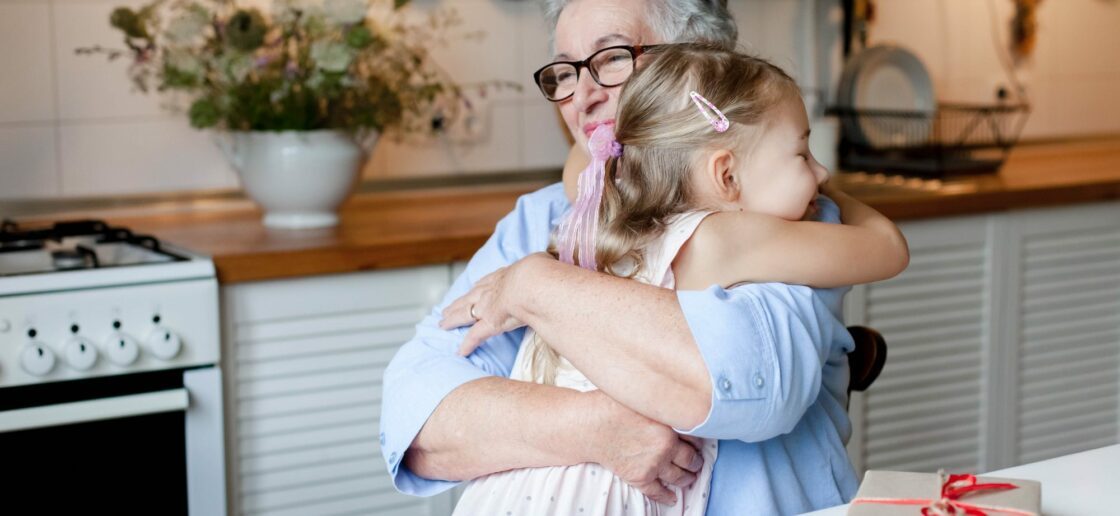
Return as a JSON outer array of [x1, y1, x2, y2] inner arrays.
[[533, 44, 664, 102]]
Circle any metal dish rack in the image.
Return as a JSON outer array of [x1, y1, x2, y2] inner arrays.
[[828, 103, 1031, 177]]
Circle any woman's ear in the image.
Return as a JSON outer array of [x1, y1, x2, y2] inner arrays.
[[703, 149, 740, 203]]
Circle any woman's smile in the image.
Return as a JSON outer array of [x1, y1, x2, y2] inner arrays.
[[583, 119, 615, 138]]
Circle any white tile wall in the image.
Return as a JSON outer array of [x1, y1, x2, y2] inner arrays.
[[730, 0, 766, 55], [0, 125, 59, 198], [364, 99, 523, 179], [1035, 75, 1120, 137], [521, 100, 570, 169], [0, 2, 55, 124], [1053, 0, 1120, 76], [3, 0, 1119, 200], [517, 0, 555, 101], [363, 0, 561, 180], [869, 0, 956, 99], [867, 0, 1120, 137], [756, 0, 805, 78], [58, 118, 236, 195], [422, 0, 522, 99], [53, 0, 167, 120]]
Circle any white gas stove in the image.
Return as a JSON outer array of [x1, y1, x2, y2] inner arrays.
[[0, 219, 219, 386], [0, 219, 226, 515]]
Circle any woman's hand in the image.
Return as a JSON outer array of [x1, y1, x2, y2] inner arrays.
[[440, 253, 553, 356], [587, 390, 705, 506]]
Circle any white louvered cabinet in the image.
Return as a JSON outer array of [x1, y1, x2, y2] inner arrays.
[[221, 266, 454, 516], [1008, 203, 1120, 465], [844, 213, 991, 474], [845, 202, 1120, 475]]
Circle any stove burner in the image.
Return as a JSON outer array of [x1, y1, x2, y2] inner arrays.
[[0, 219, 187, 276], [1, 219, 111, 246], [51, 245, 100, 270]]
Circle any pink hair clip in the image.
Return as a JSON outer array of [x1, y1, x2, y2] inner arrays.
[[689, 91, 729, 132]]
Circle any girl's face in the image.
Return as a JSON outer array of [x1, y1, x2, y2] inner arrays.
[[553, 0, 660, 154], [733, 95, 829, 221]]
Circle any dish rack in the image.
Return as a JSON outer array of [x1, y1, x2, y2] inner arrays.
[[827, 103, 1030, 177]]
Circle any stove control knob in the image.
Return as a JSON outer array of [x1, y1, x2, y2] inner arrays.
[[65, 336, 99, 370], [20, 342, 56, 376], [147, 326, 182, 360], [104, 332, 141, 366]]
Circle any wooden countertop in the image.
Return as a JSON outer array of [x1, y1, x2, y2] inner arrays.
[[61, 138, 1120, 283], [833, 138, 1120, 219], [109, 182, 552, 284]]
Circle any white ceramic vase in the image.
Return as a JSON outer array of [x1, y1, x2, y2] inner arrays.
[[215, 130, 373, 229]]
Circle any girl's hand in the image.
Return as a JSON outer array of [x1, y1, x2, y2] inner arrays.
[[440, 253, 552, 356]]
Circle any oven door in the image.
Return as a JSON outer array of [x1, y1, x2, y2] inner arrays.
[[0, 366, 226, 516]]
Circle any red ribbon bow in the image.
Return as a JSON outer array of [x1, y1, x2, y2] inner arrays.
[[852, 471, 1032, 516], [921, 474, 1018, 515]]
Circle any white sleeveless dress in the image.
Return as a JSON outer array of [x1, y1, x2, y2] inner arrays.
[[453, 212, 718, 516]]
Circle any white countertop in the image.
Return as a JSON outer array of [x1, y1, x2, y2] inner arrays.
[[803, 444, 1120, 516]]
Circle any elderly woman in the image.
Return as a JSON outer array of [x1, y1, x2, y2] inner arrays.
[[380, 0, 860, 514]]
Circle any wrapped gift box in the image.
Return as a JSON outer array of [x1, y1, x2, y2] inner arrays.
[[848, 470, 1041, 515]]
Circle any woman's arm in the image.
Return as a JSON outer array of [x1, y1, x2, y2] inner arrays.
[[407, 378, 700, 505], [386, 190, 699, 503], [444, 254, 713, 429], [445, 254, 846, 440], [673, 184, 909, 290]]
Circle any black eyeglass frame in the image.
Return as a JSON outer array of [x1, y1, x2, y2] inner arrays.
[[532, 44, 665, 102]]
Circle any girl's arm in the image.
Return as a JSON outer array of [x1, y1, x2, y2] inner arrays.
[[673, 183, 909, 290]]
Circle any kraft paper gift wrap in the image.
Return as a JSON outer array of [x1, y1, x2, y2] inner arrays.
[[847, 470, 1041, 515]]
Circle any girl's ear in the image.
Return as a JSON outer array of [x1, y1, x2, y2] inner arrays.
[[703, 149, 740, 203]]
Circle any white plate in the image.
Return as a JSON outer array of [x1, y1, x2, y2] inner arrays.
[[837, 45, 936, 148]]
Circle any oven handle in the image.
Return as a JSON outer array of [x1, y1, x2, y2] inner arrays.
[[0, 388, 189, 433]]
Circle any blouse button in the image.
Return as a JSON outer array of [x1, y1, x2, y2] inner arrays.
[[389, 451, 398, 464], [719, 377, 732, 392], [754, 374, 765, 388]]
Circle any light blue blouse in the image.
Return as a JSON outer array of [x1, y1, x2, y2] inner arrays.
[[380, 182, 859, 514]]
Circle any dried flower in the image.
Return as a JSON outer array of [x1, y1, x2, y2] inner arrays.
[[165, 4, 209, 44], [310, 40, 352, 72], [324, 0, 367, 25], [226, 9, 267, 52], [271, 0, 299, 25], [79, 0, 514, 135]]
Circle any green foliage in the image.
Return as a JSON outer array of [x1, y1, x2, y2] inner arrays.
[[109, 7, 148, 39], [79, 0, 490, 136], [161, 62, 199, 89], [345, 26, 373, 49], [188, 98, 220, 128]]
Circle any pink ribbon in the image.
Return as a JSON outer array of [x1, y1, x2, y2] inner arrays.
[[556, 124, 621, 271]]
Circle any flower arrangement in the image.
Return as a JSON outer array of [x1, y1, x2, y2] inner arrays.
[[78, 0, 483, 136]]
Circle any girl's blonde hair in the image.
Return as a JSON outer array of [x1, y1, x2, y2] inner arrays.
[[527, 43, 801, 385]]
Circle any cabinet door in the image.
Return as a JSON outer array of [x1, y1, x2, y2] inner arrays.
[[846, 215, 992, 474], [1009, 203, 1120, 465], [222, 267, 452, 516]]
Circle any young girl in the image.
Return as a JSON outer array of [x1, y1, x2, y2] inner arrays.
[[452, 44, 908, 515]]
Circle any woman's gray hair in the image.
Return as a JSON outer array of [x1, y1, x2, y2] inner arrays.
[[540, 0, 738, 51]]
